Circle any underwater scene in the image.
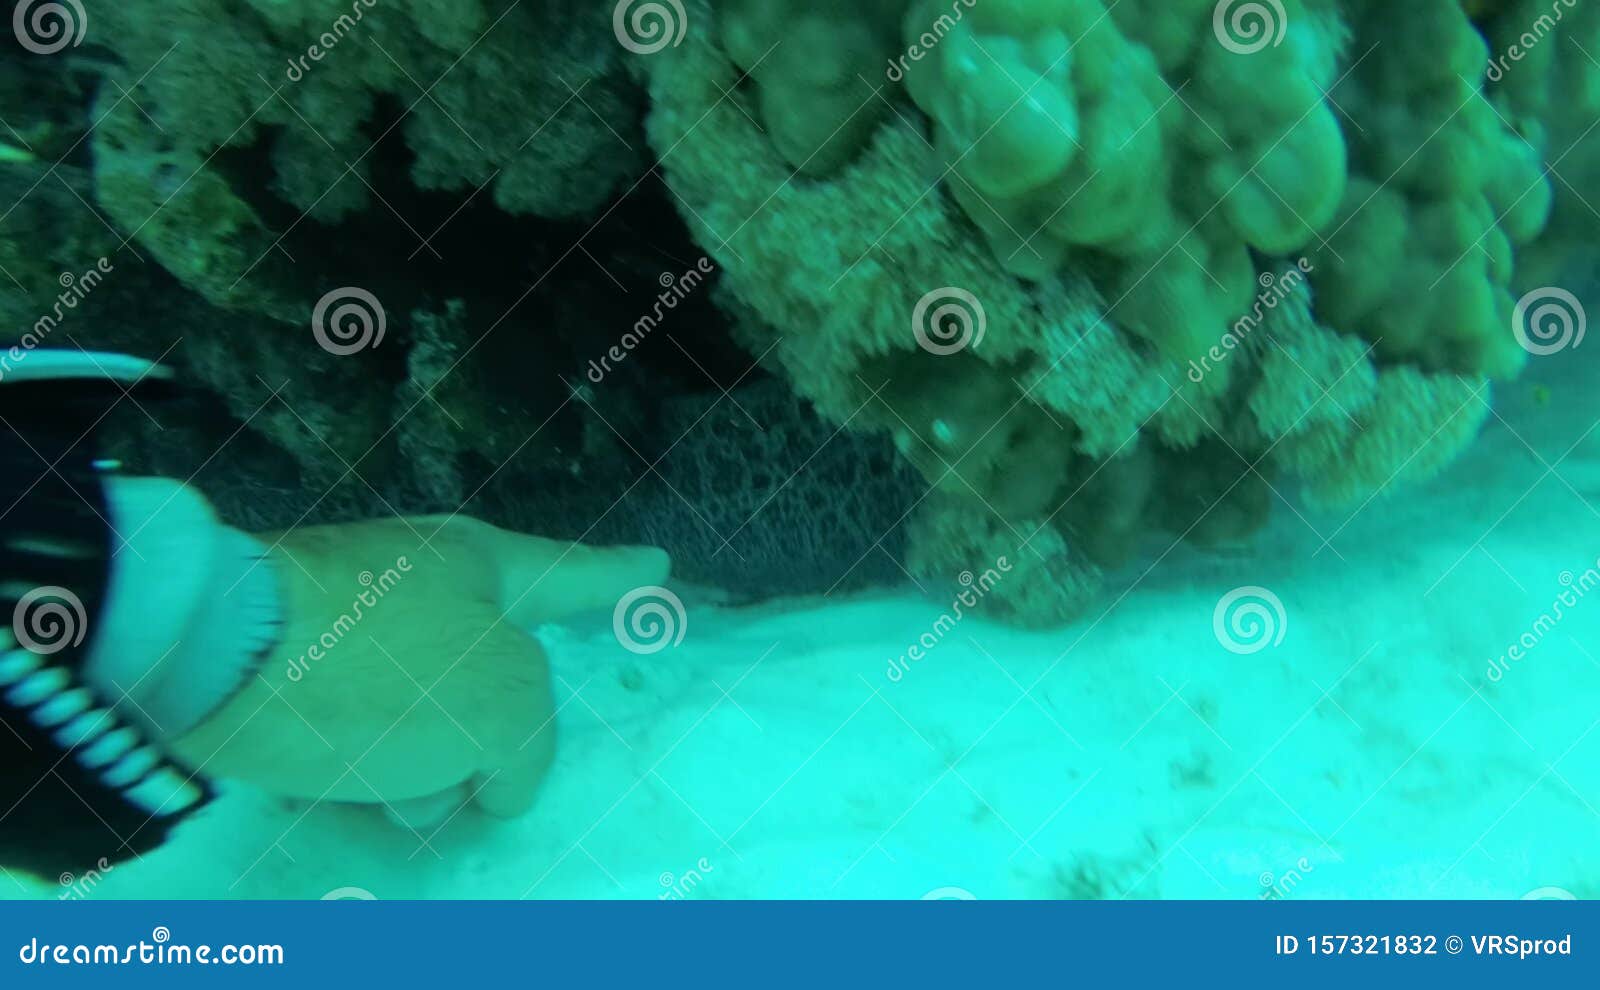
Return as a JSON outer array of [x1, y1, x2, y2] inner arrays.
[[0, 0, 1596, 902]]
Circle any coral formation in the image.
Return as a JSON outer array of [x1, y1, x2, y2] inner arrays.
[[1, 0, 1590, 628], [640, 0, 1565, 622], [90, 0, 641, 314], [1475, 0, 1600, 288]]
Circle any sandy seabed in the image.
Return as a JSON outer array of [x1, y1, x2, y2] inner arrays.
[[10, 346, 1599, 903]]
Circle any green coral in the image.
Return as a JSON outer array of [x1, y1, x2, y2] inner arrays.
[[4, 0, 1583, 632], [646, 0, 1523, 624], [89, 0, 641, 312], [907, 491, 1102, 628], [1308, 0, 1548, 379], [721, 0, 904, 174], [1477, 0, 1600, 288], [703, 0, 1574, 380], [899, 0, 1348, 367]]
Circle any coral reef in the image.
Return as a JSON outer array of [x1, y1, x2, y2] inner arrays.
[[1, 0, 1590, 627], [81, 0, 641, 323], [640, 0, 1552, 623], [706, 0, 1564, 378]]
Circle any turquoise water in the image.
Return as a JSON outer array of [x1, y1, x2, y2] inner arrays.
[[0, 0, 1597, 899]]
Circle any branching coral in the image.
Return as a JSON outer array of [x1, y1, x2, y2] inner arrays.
[[644, 0, 1537, 624]]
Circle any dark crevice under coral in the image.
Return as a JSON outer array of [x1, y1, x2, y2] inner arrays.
[[64, 95, 918, 601]]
